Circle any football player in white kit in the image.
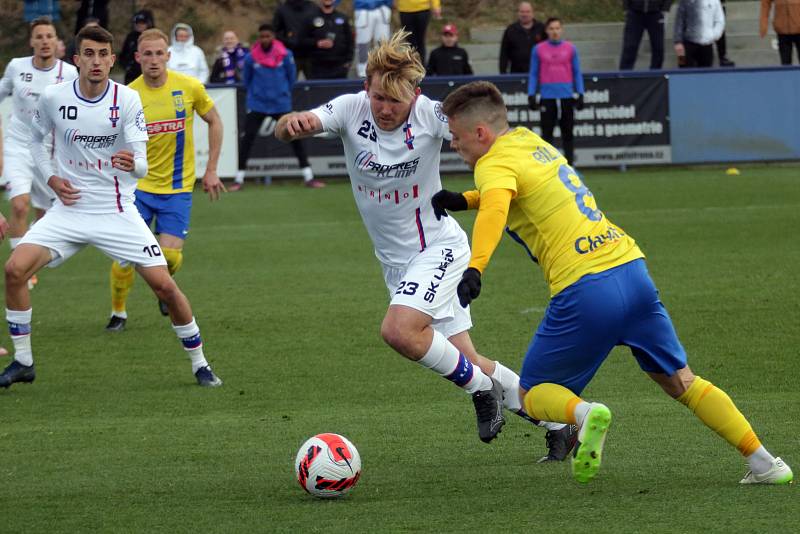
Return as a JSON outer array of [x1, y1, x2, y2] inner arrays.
[[0, 17, 77, 263], [276, 30, 576, 454], [0, 25, 223, 389]]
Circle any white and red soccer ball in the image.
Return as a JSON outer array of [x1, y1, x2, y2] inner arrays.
[[295, 433, 362, 498]]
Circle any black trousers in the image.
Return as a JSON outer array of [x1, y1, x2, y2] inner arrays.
[[619, 10, 665, 69], [540, 98, 575, 165], [778, 34, 800, 65], [239, 111, 309, 171], [399, 10, 431, 64], [682, 41, 714, 68]]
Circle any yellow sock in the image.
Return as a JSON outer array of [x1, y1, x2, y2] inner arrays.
[[110, 262, 135, 314], [162, 247, 184, 276], [523, 383, 583, 425], [677, 376, 762, 456]]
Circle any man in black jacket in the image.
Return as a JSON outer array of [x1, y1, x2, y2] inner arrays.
[[300, 0, 355, 79], [499, 2, 546, 73], [619, 0, 673, 69], [427, 24, 473, 76], [273, 0, 319, 78], [119, 10, 155, 84]]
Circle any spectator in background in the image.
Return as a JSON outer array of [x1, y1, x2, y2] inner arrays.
[[168, 23, 210, 83], [398, 0, 442, 65], [74, 0, 108, 34], [64, 17, 100, 65], [300, 0, 354, 79], [618, 0, 673, 70], [355, 0, 393, 78], [119, 10, 156, 84], [274, 0, 319, 79], [528, 17, 584, 166], [427, 24, 473, 76], [231, 24, 324, 191], [673, 0, 725, 68], [211, 31, 249, 84], [23, 0, 60, 22], [715, 0, 735, 66], [499, 2, 546, 74], [760, 0, 800, 65]]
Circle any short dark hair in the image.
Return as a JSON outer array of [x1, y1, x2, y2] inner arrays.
[[258, 23, 274, 33], [544, 17, 562, 29], [29, 16, 56, 37], [441, 81, 507, 129], [76, 25, 114, 53]]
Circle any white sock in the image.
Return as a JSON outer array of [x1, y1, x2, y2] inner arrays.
[[111, 310, 128, 319], [301, 166, 314, 182], [542, 421, 567, 431], [172, 317, 208, 373], [234, 170, 245, 185], [490, 361, 523, 412], [418, 330, 492, 394], [9, 237, 21, 249], [747, 446, 776, 474], [7, 308, 33, 366]]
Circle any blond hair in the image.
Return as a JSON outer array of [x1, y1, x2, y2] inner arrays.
[[365, 30, 425, 101], [441, 81, 508, 131], [138, 28, 170, 47]]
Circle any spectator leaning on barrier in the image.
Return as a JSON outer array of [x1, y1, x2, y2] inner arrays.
[[211, 31, 249, 84], [300, 0, 354, 79], [673, 0, 725, 68], [619, 0, 673, 70], [760, 0, 800, 65], [499, 2, 547, 74], [274, 0, 319, 79], [231, 24, 324, 191], [168, 23, 210, 83], [354, 0, 393, 78], [528, 17, 584, 167], [119, 10, 156, 84], [398, 0, 442, 66], [427, 24, 473, 76]]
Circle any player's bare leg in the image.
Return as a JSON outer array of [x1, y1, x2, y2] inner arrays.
[[137, 264, 221, 387], [1, 244, 52, 388], [381, 304, 505, 442]]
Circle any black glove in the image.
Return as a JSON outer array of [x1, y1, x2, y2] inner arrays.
[[528, 95, 539, 111], [431, 190, 468, 221], [457, 267, 482, 308], [574, 94, 584, 111]]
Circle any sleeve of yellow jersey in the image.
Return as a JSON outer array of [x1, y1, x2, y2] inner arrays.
[[193, 78, 215, 116], [468, 155, 519, 273]]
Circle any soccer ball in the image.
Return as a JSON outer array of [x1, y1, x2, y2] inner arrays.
[[294, 433, 362, 498]]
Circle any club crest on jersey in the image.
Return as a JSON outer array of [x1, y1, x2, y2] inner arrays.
[[172, 91, 185, 112], [403, 123, 415, 151]]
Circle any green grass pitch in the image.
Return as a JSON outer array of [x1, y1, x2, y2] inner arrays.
[[0, 165, 797, 532]]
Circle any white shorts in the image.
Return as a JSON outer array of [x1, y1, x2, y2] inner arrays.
[[382, 238, 473, 339], [355, 6, 392, 45], [19, 205, 168, 269], [3, 140, 56, 210]]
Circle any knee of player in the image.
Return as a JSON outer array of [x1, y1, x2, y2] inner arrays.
[[380, 318, 411, 354], [151, 277, 181, 302], [5, 257, 29, 285], [10, 199, 30, 219]]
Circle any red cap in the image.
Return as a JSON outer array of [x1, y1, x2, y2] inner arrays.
[[441, 24, 458, 35]]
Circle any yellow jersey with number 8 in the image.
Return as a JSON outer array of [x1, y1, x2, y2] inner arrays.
[[474, 127, 644, 296]]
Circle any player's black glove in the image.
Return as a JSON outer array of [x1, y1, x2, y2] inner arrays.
[[528, 95, 539, 111], [457, 268, 482, 308], [574, 94, 585, 111], [431, 190, 468, 220]]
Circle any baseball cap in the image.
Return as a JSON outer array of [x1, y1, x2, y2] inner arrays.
[[133, 13, 148, 23], [441, 24, 457, 35]]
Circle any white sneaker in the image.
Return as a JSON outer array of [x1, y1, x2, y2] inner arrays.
[[740, 457, 793, 485]]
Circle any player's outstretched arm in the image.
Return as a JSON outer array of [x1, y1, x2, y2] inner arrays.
[[275, 111, 323, 142], [199, 106, 226, 201]]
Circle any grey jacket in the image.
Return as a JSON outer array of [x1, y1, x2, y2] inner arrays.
[[674, 0, 725, 45]]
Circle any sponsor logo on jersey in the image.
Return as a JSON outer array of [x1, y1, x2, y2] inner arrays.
[[63, 128, 119, 149], [146, 118, 186, 135], [21, 88, 41, 100], [356, 183, 419, 205], [355, 150, 420, 178], [574, 225, 625, 255]]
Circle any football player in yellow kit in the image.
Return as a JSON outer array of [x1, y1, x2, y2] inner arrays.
[[434, 80, 792, 485], [106, 28, 225, 332]]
